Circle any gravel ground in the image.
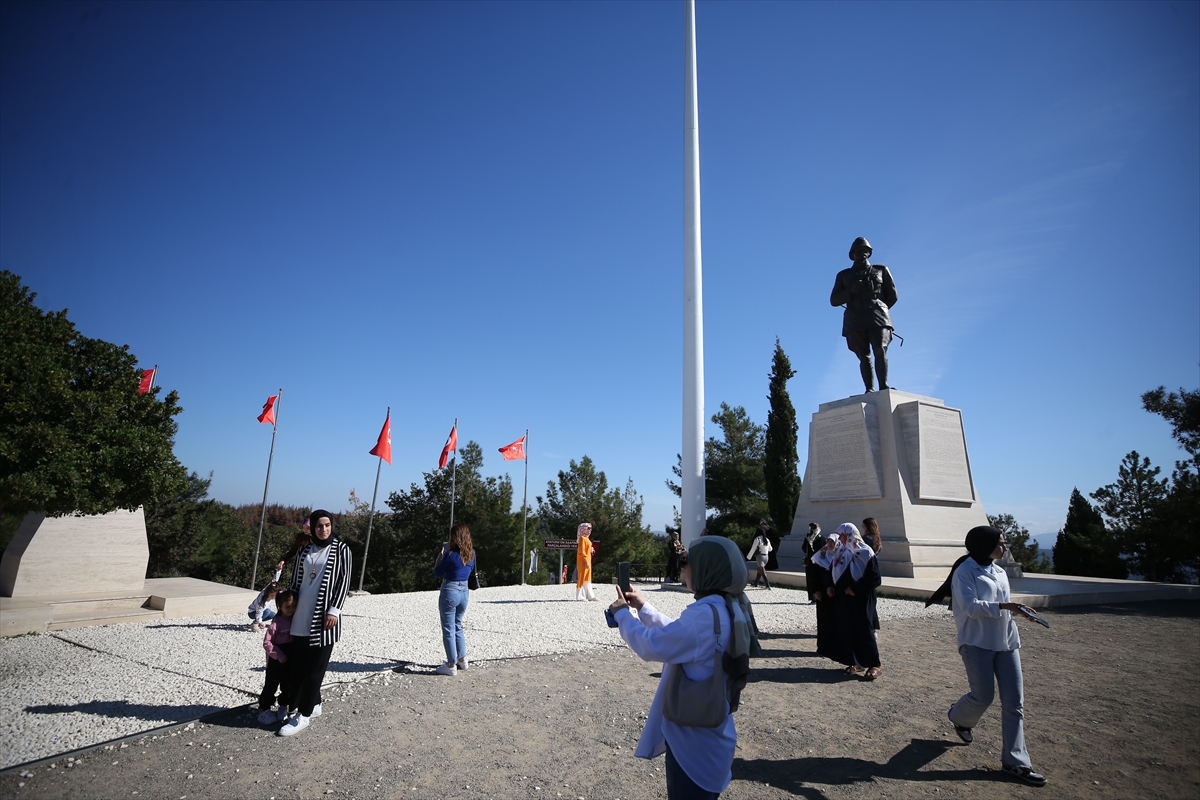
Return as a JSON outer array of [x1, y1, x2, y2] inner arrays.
[[0, 583, 944, 769], [1, 594, 1196, 800]]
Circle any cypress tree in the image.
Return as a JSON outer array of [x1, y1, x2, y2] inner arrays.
[[764, 338, 801, 559]]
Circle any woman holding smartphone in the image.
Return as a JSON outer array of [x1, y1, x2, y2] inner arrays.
[[936, 525, 1048, 787], [434, 523, 476, 676], [609, 536, 760, 799]]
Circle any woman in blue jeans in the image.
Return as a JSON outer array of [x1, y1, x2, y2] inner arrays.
[[433, 522, 476, 677], [938, 525, 1048, 787]]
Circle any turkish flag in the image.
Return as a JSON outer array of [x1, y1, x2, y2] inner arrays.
[[439, 424, 458, 469], [498, 435, 526, 461], [258, 395, 278, 425], [137, 368, 155, 395], [370, 413, 392, 464]]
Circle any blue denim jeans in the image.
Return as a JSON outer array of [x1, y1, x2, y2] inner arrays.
[[439, 580, 469, 664], [951, 644, 1031, 769], [248, 608, 276, 623], [665, 743, 721, 800]]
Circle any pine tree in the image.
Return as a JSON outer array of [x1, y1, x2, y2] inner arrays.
[[764, 338, 801, 556], [1053, 488, 1126, 578]]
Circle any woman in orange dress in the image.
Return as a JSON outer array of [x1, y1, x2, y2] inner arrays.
[[576, 522, 597, 601]]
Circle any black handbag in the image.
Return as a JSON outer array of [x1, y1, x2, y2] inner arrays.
[[468, 564, 479, 590]]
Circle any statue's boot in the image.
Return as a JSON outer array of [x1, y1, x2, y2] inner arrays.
[[860, 360, 875, 393]]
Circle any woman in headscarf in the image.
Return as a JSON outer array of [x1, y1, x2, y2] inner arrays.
[[609, 536, 760, 799], [931, 526, 1048, 787], [802, 523, 823, 603], [830, 522, 882, 679], [576, 523, 597, 601], [279, 509, 351, 736], [809, 533, 848, 664]]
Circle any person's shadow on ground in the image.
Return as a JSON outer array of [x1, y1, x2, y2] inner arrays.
[[734, 738, 995, 798], [23, 700, 228, 722]]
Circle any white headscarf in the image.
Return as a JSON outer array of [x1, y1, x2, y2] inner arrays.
[[812, 535, 838, 570], [830, 522, 875, 584], [576, 522, 592, 540]]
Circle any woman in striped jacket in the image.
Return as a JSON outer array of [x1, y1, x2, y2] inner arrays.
[[278, 509, 351, 737]]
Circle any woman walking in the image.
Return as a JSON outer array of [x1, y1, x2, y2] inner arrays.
[[576, 523, 597, 601], [609, 536, 760, 799], [931, 525, 1048, 787], [279, 509, 351, 737], [830, 523, 882, 679], [434, 522, 476, 676], [746, 521, 773, 590]]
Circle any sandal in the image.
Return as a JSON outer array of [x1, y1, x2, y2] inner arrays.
[[865, 667, 882, 680], [844, 665, 865, 675]]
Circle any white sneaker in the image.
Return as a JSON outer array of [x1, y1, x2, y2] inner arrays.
[[277, 713, 309, 736], [257, 708, 280, 725], [456, 658, 469, 671], [309, 703, 322, 718], [435, 662, 458, 676]]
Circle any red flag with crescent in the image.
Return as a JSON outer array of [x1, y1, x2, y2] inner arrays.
[[137, 368, 156, 395], [439, 424, 458, 469], [370, 412, 392, 464], [257, 395, 278, 425], [498, 435, 526, 461]]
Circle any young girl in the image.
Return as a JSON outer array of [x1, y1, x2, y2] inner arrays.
[[258, 589, 297, 724], [248, 560, 286, 631]]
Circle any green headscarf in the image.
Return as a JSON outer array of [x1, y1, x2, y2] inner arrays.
[[687, 536, 762, 712]]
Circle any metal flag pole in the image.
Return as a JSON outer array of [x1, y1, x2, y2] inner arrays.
[[682, 0, 707, 548], [448, 418, 458, 533], [520, 429, 529, 585], [150, 365, 158, 393], [358, 406, 388, 593], [251, 388, 282, 590]]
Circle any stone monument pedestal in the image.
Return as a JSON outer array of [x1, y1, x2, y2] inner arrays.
[[777, 389, 1019, 579], [2, 508, 150, 597]]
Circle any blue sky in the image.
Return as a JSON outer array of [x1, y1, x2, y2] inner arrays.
[[3, 1, 1197, 538]]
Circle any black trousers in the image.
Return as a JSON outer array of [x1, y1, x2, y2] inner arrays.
[[258, 641, 299, 710], [291, 636, 334, 717]]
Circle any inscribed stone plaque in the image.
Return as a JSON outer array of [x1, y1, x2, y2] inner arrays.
[[916, 404, 975, 502], [808, 403, 882, 501]]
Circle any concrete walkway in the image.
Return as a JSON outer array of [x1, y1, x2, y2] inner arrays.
[[766, 569, 1200, 607]]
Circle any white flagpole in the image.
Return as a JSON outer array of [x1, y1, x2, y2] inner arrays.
[[448, 418, 458, 533], [682, 0, 707, 548], [358, 406, 388, 593], [520, 430, 529, 585], [251, 389, 282, 590], [149, 365, 158, 393]]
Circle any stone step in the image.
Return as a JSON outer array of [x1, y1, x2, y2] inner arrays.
[[47, 606, 165, 630]]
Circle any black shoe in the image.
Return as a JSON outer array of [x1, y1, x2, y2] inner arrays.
[[949, 707, 972, 743], [1001, 765, 1047, 787]]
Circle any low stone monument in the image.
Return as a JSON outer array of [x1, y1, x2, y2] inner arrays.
[[1, 507, 255, 635], [2, 508, 150, 597], [776, 389, 1020, 579]]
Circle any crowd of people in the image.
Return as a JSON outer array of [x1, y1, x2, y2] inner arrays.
[[243, 512, 1046, 795]]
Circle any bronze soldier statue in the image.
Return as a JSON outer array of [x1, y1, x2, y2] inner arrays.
[[830, 237, 898, 393]]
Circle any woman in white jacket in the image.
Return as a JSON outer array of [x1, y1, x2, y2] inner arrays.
[[934, 525, 1048, 787], [609, 536, 760, 799], [746, 521, 773, 590]]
